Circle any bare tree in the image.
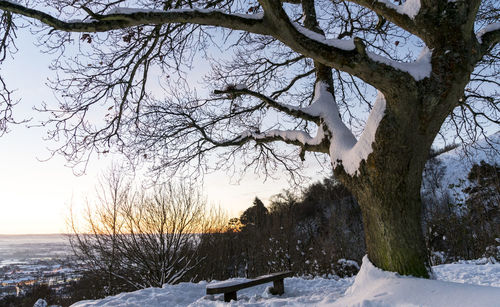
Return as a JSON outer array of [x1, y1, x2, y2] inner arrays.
[[68, 166, 129, 294], [1, 0, 499, 277], [69, 167, 218, 291]]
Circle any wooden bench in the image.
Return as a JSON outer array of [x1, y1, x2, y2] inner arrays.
[[206, 271, 294, 302]]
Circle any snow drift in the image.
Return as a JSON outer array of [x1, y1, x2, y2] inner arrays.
[[332, 256, 500, 307]]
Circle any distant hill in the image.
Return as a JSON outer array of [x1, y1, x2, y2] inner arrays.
[[422, 132, 500, 205]]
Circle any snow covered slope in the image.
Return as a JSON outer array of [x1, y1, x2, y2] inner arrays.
[[422, 131, 500, 204], [71, 257, 500, 307]]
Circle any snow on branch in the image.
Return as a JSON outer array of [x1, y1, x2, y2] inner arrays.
[[376, 0, 421, 20], [348, 0, 421, 38], [107, 7, 165, 15], [367, 47, 432, 81], [240, 129, 320, 147], [107, 7, 265, 20], [295, 82, 386, 176], [292, 23, 355, 51], [0, 1, 269, 34], [256, 0, 419, 92], [329, 92, 387, 175], [216, 126, 329, 163], [216, 82, 344, 155], [217, 82, 388, 176], [476, 22, 500, 47]]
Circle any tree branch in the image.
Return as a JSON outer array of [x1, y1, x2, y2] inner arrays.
[[477, 23, 500, 56], [217, 128, 329, 157], [0, 0, 419, 92], [271, 69, 314, 98], [0, 1, 269, 34], [256, 0, 417, 92], [348, 0, 421, 37], [213, 86, 321, 124]]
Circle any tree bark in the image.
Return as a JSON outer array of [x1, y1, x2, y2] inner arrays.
[[336, 94, 437, 278], [355, 177, 431, 277]]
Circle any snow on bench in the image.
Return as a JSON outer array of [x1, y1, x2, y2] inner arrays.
[[206, 271, 294, 302]]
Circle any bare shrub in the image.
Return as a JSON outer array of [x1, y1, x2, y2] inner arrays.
[[68, 167, 221, 295]]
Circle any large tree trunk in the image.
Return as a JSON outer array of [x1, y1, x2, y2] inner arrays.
[[336, 94, 438, 278], [355, 175, 431, 278]]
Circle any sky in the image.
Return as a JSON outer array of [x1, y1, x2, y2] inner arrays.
[[0, 26, 326, 234], [1, 5, 497, 236]]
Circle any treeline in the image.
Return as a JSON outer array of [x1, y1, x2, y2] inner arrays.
[[423, 159, 500, 264], [194, 178, 365, 280]]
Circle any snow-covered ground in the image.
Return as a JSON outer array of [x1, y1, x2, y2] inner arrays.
[[71, 256, 500, 307], [70, 133, 500, 306]]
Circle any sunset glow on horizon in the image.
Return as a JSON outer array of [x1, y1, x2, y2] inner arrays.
[[0, 28, 327, 235]]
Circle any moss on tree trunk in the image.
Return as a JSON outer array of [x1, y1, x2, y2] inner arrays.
[[336, 103, 435, 278], [356, 185, 431, 277]]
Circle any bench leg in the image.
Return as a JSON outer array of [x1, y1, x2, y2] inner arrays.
[[224, 291, 237, 302], [270, 279, 284, 295]]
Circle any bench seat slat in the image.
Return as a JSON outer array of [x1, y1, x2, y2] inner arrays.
[[206, 271, 293, 295]]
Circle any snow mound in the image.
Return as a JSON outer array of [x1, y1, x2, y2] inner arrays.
[[332, 256, 500, 307], [71, 257, 500, 307]]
